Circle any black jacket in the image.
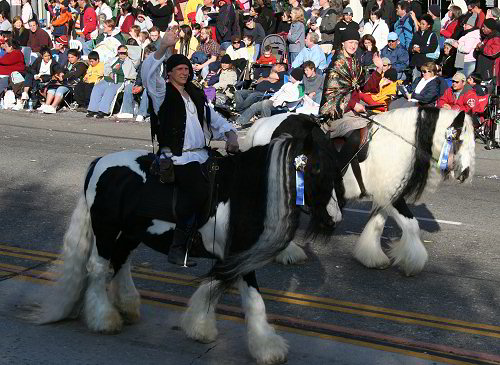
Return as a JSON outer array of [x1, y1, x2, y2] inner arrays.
[[256, 5, 276, 35], [144, 1, 174, 32], [409, 30, 438, 68], [440, 52, 457, 79], [28, 57, 60, 83], [319, 7, 338, 43], [216, 3, 236, 44], [13, 29, 30, 47]]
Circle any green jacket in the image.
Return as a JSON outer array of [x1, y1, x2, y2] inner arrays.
[[94, 32, 126, 47]]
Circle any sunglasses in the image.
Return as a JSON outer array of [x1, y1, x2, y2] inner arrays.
[[452, 80, 462, 83], [118, 51, 128, 55]]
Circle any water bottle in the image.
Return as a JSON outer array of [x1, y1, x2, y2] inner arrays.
[[0, 98, 4, 109], [28, 99, 33, 111]]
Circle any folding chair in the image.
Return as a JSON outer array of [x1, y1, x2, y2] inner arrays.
[[69, 39, 83, 52], [126, 45, 143, 67]]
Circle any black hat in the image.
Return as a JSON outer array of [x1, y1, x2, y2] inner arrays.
[[166, 54, 194, 82], [221, 54, 232, 64], [483, 18, 497, 30], [384, 68, 398, 82], [290, 67, 304, 81], [342, 27, 360, 42]]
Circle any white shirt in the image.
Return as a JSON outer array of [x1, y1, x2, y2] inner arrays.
[[97, 3, 113, 20], [142, 52, 236, 165], [0, 19, 12, 32], [22, 3, 33, 28]]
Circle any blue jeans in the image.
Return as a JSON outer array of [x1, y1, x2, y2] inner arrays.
[[234, 89, 265, 111], [462, 61, 476, 77], [88, 80, 123, 114], [47, 86, 70, 98], [120, 84, 149, 116], [235, 99, 274, 125], [220, 41, 232, 51]]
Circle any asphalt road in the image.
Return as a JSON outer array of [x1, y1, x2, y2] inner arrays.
[[0, 109, 499, 365]]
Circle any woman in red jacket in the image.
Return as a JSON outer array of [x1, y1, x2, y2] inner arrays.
[[0, 37, 25, 91], [118, 3, 136, 34], [441, 5, 462, 39]]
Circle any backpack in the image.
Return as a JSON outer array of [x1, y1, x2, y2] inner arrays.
[[426, 33, 440, 60]]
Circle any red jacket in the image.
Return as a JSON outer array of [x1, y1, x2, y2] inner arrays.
[[0, 49, 25, 75], [120, 14, 135, 34], [440, 19, 458, 39], [346, 70, 383, 112], [82, 6, 97, 40], [437, 86, 478, 113]]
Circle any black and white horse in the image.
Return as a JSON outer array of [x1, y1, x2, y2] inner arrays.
[[38, 133, 344, 364], [244, 107, 475, 276]]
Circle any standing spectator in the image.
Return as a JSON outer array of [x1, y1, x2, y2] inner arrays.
[[333, 7, 359, 52], [143, 0, 174, 32], [475, 19, 500, 80], [75, 0, 97, 42], [468, 0, 485, 30], [117, 3, 136, 34], [175, 24, 199, 58], [277, 10, 291, 34], [50, 2, 72, 38], [0, 10, 11, 32], [409, 14, 438, 80], [254, 0, 275, 35], [0, 38, 25, 92], [394, 1, 415, 50], [183, 0, 203, 24], [87, 45, 137, 118], [194, 26, 220, 78], [21, 0, 34, 28], [486, 7, 500, 21], [135, 10, 154, 32], [363, 0, 395, 29], [291, 32, 327, 71], [216, 0, 236, 49], [450, 14, 481, 76], [440, 39, 458, 81], [441, 5, 462, 39], [27, 19, 53, 53], [437, 71, 477, 112], [243, 16, 265, 56], [288, 6, 305, 64], [12, 16, 29, 47], [314, 0, 338, 45], [428, 5, 441, 41], [95, 0, 113, 20], [74, 51, 104, 109], [380, 32, 409, 80], [303, 60, 324, 104], [362, 7, 389, 51]]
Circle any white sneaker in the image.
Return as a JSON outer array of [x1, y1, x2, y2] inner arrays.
[[12, 100, 24, 110], [116, 113, 133, 119], [135, 115, 144, 122], [37, 104, 48, 112], [43, 105, 57, 114], [21, 92, 29, 100]]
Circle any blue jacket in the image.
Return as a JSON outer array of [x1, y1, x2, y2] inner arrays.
[[291, 44, 327, 70], [394, 14, 414, 50], [410, 77, 440, 105], [380, 44, 409, 73]]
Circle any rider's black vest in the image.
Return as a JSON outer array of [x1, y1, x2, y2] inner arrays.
[[155, 82, 207, 156]]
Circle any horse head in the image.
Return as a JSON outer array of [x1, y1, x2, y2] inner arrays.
[[301, 127, 345, 232], [443, 111, 476, 183]]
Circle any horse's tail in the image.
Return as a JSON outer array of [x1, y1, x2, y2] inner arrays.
[[38, 194, 93, 324]]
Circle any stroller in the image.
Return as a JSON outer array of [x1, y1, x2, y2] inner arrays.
[[260, 34, 288, 64], [475, 93, 500, 150]]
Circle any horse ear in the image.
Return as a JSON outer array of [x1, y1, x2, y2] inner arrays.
[[451, 110, 465, 130]]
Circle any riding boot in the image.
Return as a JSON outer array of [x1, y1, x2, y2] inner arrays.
[[168, 227, 197, 267], [350, 159, 367, 198]]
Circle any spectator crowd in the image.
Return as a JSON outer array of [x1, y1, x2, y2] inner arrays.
[[0, 0, 498, 136]]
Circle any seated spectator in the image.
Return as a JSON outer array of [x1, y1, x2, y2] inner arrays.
[[467, 72, 487, 96], [38, 48, 88, 113], [234, 63, 287, 111], [359, 68, 402, 111], [360, 34, 378, 70], [291, 32, 327, 72], [256, 45, 277, 65], [380, 32, 409, 80], [303, 60, 324, 104], [51, 35, 69, 68], [474, 19, 500, 80], [50, 1, 72, 38], [95, 0, 113, 21], [21, 46, 58, 101], [175, 25, 198, 58], [404, 61, 441, 105], [83, 19, 126, 55], [143, 0, 174, 32], [243, 34, 257, 61], [117, 3, 136, 34], [37, 65, 66, 112], [243, 16, 265, 57], [363, 6, 390, 51], [116, 44, 155, 121], [212, 54, 237, 90], [12, 16, 29, 47], [149, 26, 161, 49], [234, 67, 304, 128], [440, 39, 457, 82], [192, 23, 201, 40], [450, 14, 481, 76], [437, 71, 477, 113], [194, 26, 220, 79], [138, 31, 151, 49], [75, 0, 97, 42], [441, 5, 462, 39], [27, 19, 53, 53], [0, 10, 11, 32], [0, 37, 25, 91], [128, 25, 141, 45], [276, 10, 291, 34], [73, 50, 103, 109], [287, 7, 305, 64], [87, 45, 137, 118], [197, 5, 215, 27], [135, 10, 154, 32], [225, 35, 250, 61]]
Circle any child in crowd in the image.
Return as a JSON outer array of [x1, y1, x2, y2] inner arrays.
[[192, 23, 201, 41], [359, 68, 401, 112], [256, 45, 277, 65], [307, 9, 322, 41], [243, 35, 256, 62], [212, 54, 237, 90], [73, 51, 103, 109], [138, 31, 151, 49], [201, 6, 212, 27]]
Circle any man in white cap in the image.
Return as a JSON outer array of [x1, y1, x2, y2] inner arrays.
[[437, 71, 478, 113], [333, 6, 359, 52], [380, 31, 409, 80]]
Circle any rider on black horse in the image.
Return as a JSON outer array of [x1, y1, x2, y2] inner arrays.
[[142, 31, 240, 267]]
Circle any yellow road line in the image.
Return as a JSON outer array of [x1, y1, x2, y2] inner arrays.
[[1, 246, 499, 338]]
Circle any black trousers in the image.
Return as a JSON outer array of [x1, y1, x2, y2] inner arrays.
[[173, 161, 209, 229], [74, 81, 95, 107]]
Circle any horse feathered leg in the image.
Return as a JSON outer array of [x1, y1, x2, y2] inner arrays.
[[274, 241, 307, 265], [353, 207, 391, 269], [109, 260, 141, 324], [388, 199, 428, 276], [239, 272, 288, 365], [181, 279, 221, 344], [84, 244, 123, 334]]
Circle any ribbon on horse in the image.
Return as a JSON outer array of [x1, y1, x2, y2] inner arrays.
[[438, 127, 457, 171], [294, 155, 307, 206]]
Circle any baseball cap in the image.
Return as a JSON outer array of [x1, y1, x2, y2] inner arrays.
[[452, 72, 466, 82], [388, 32, 398, 41], [343, 7, 353, 14], [382, 57, 391, 66]]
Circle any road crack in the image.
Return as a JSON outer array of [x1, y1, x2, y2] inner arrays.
[[190, 343, 217, 365]]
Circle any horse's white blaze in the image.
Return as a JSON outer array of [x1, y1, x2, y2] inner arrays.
[[387, 208, 428, 276], [353, 209, 390, 269], [86, 149, 148, 206], [146, 219, 175, 235], [275, 241, 307, 265], [181, 280, 221, 344], [199, 201, 230, 259], [327, 194, 342, 223], [84, 244, 123, 333], [109, 260, 141, 323], [238, 279, 288, 364]]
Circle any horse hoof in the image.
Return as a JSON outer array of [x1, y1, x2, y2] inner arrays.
[[375, 263, 391, 270], [121, 310, 140, 325], [274, 242, 308, 265], [250, 333, 288, 365], [87, 309, 123, 334]]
